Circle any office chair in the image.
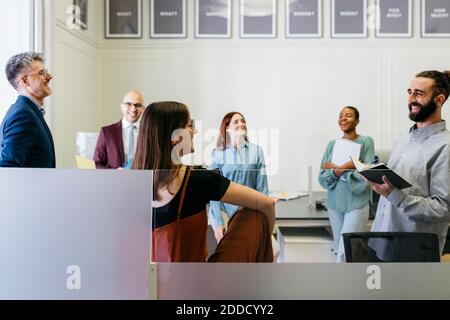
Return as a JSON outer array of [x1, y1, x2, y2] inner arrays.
[[343, 232, 440, 262]]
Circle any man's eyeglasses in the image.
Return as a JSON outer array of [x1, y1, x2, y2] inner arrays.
[[122, 102, 144, 109], [24, 69, 51, 79]]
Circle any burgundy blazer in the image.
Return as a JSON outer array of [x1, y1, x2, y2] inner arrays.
[[93, 120, 125, 169]]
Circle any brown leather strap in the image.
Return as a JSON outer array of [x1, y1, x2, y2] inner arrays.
[[177, 166, 192, 218]]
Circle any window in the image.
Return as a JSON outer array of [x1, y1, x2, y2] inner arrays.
[[0, 0, 33, 119]]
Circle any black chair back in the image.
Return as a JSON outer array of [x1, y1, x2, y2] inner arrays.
[[343, 232, 440, 262]]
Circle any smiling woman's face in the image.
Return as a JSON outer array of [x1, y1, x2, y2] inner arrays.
[[338, 107, 358, 133], [226, 113, 247, 138]]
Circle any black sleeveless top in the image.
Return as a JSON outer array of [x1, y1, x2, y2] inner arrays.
[[152, 167, 230, 229]]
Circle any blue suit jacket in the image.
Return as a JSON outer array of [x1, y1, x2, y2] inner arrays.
[[0, 95, 55, 168]]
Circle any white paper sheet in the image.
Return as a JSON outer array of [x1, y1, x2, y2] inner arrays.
[[331, 139, 361, 166]]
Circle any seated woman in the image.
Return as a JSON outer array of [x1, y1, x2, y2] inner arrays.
[[318, 106, 375, 262], [210, 112, 269, 243], [132, 101, 275, 262]]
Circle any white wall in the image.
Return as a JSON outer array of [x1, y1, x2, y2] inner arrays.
[[0, 0, 32, 120], [93, 0, 450, 190], [47, 0, 450, 192], [50, 0, 102, 168]]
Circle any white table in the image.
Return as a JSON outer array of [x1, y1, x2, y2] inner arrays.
[[274, 192, 335, 262]]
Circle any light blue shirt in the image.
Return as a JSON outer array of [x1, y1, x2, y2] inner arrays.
[[371, 121, 450, 255], [209, 142, 268, 227]]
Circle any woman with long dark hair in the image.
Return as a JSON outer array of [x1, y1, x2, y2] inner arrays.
[[132, 102, 275, 262]]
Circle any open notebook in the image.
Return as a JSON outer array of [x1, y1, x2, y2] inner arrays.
[[269, 191, 309, 201], [350, 156, 412, 189]]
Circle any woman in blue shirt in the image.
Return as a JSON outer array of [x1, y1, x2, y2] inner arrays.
[[210, 112, 268, 243], [319, 106, 375, 262]]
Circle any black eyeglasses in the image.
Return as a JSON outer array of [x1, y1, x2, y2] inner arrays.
[[122, 102, 144, 109]]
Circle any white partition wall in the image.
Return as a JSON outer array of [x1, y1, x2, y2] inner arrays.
[[0, 169, 152, 299], [154, 263, 450, 299]]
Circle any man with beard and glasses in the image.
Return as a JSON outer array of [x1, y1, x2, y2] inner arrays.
[[365, 70, 450, 261], [0, 52, 55, 168]]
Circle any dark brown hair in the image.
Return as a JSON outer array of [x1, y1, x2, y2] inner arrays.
[[416, 70, 450, 102], [217, 112, 248, 149], [132, 101, 190, 200]]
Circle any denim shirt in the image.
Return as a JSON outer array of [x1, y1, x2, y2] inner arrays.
[[209, 142, 268, 227]]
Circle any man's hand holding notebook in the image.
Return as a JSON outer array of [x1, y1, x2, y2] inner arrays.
[[350, 156, 412, 189]]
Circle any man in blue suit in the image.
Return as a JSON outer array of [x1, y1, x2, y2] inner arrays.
[[0, 52, 55, 168]]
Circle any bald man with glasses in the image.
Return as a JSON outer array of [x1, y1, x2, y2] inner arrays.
[[93, 91, 144, 169]]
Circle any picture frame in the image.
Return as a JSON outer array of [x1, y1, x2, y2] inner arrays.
[[240, 0, 277, 38], [106, 0, 142, 38], [331, 0, 367, 38], [195, 0, 232, 38], [73, 0, 88, 30], [150, 0, 187, 38], [375, 0, 412, 38], [286, 0, 322, 38], [421, 0, 450, 38]]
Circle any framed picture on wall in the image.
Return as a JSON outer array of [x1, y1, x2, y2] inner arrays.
[[73, 0, 88, 30], [286, 0, 322, 38], [376, 0, 412, 38], [195, 0, 232, 38], [240, 0, 277, 38], [331, 0, 367, 38], [150, 0, 186, 38], [422, 0, 450, 37], [106, 0, 142, 38]]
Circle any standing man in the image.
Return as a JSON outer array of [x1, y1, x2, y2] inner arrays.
[[367, 70, 450, 256], [94, 91, 144, 169], [0, 52, 55, 168]]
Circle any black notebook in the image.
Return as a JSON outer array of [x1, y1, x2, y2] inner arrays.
[[350, 156, 412, 190]]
